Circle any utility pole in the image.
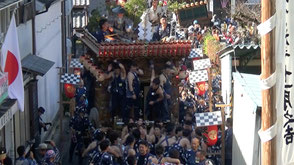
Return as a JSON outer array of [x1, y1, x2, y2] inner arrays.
[[260, 0, 275, 164]]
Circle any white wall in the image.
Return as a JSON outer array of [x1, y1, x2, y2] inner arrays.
[[232, 77, 260, 165], [35, 1, 62, 123], [17, 20, 33, 59], [221, 53, 232, 112]]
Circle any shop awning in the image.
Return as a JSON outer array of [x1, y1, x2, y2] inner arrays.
[[0, 0, 21, 10], [21, 54, 55, 76], [0, 99, 17, 130]]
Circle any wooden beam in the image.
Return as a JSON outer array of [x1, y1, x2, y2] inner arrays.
[[260, 0, 275, 164], [221, 107, 225, 165]]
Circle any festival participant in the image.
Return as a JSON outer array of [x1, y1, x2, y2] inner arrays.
[[154, 145, 181, 164], [112, 6, 127, 35], [69, 107, 93, 164], [95, 19, 113, 43], [105, 60, 126, 121], [15, 146, 30, 165], [122, 122, 137, 143], [123, 135, 136, 163], [185, 137, 201, 165], [160, 149, 181, 165], [146, 77, 165, 121], [196, 150, 215, 165], [153, 15, 171, 41], [157, 123, 176, 155], [147, 0, 163, 32], [160, 62, 177, 122], [90, 140, 114, 165], [82, 129, 106, 158], [136, 140, 157, 165], [179, 129, 192, 150], [148, 123, 163, 147], [38, 107, 52, 135], [108, 131, 123, 164], [41, 150, 57, 165], [126, 62, 144, 122]]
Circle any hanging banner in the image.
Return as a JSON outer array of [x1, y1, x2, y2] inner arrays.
[[275, 0, 294, 164]]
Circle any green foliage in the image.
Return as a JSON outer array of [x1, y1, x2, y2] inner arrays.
[[124, 0, 147, 25], [203, 33, 215, 55], [87, 10, 101, 33], [168, 0, 180, 12], [203, 32, 224, 63]]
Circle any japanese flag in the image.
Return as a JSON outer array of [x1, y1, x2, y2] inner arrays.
[[0, 15, 24, 111]]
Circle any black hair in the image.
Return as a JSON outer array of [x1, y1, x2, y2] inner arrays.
[[154, 123, 161, 130], [155, 145, 164, 156], [175, 126, 183, 134], [184, 120, 193, 126], [94, 131, 106, 142], [152, 77, 160, 85], [99, 18, 108, 29], [126, 155, 137, 165], [138, 140, 149, 147], [38, 107, 45, 112], [195, 128, 203, 137], [125, 135, 135, 146], [168, 149, 180, 159], [100, 139, 110, 151], [226, 118, 232, 127], [128, 123, 137, 131], [165, 123, 175, 134], [109, 131, 120, 145], [130, 61, 138, 67], [183, 129, 191, 137], [17, 146, 25, 157], [132, 129, 141, 140], [112, 62, 120, 70]]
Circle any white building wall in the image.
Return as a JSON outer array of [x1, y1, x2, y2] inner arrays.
[[232, 78, 260, 165], [221, 53, 232, 111], [17, 20, 33, 59], [35, 1, 62, 123]]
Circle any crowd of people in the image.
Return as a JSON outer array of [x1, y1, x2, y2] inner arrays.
[[63, 53, 232, 165]]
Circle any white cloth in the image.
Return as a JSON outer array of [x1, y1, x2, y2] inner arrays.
[[275, 0, 294, 164], [0, 15, 24, 112]]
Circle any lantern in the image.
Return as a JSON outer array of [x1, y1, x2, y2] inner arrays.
[[197, 81, 206, 96], [203, 125, 218, 146], [64, 83, 76, 98]]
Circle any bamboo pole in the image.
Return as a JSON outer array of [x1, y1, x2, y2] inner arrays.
[[260, 0, 274, 164]]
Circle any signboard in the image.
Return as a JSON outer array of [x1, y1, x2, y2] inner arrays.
[[177, 5, 211, 26], [0, 73, 8, 104], [0, 107, 12, 130]]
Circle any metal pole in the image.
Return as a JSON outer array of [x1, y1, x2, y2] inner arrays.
[[260, 0, 274, 164]]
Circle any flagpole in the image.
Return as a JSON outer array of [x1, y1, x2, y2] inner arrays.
[[260, 0, 275, 164]]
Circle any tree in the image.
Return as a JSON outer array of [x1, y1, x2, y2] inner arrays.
[[124, 0, 148, 26]]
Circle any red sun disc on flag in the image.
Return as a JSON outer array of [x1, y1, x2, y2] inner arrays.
[[4, 51, 19, 85]]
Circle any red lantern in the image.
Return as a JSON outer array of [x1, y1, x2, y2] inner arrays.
[[203, 125, 218, 146], [197, 81, 206, 96], [64, 83, 75, 98]]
